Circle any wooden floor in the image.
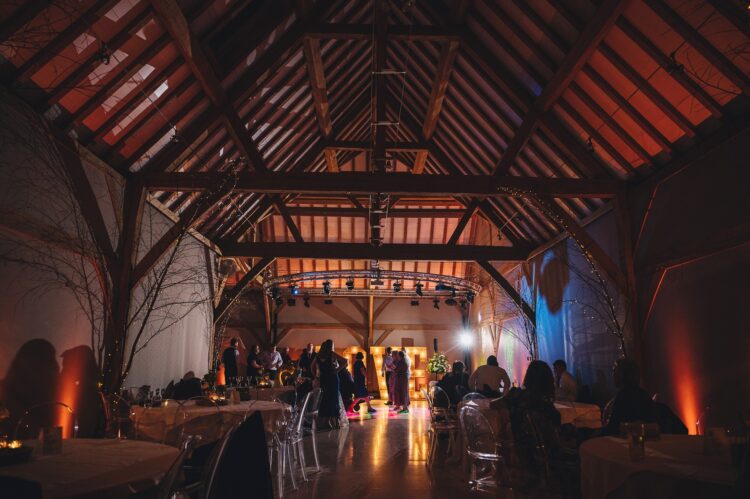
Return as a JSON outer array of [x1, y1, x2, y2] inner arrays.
[[285, 400, 517, 499]]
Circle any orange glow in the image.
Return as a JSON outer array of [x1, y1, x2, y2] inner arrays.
[[666, 316, 701, 435], [57, 359, 80, 439], [217, 364, 226, 386]]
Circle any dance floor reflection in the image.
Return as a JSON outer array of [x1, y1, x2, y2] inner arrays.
[[288, 400, 501, 498]]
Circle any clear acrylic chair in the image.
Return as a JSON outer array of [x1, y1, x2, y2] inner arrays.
[[420, 387, 433, 408], [302, 387, 322, 472], [462, 392, 487, 402], [426, 386, 459, 468], [152, 435, 202, 499], [458, 405, 508, 491], [14, 401, 77, 440]]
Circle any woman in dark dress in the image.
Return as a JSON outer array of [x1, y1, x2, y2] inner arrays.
[[311, 339, 348, 428], [392, 351, 410, 414], [352, 352, 375, 413]]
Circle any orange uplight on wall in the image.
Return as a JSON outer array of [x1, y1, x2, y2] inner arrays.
[[217, 363, 226, 386], [666, 316, 701, 435]]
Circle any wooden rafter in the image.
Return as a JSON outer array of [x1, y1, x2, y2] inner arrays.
[[493, 0, 631, 176], [305, 23, 460, 41], [477, 260, 535, 327], [220, 242, 528, 261], [284, 207, 467, 218], [447, 198, 479, 245], [323, 140, 429, 152], [214, 257, 275, 324], [142, 171, 620, 198]]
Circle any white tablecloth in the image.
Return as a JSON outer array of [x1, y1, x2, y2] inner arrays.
[[246, 385, 296, 402], [131, 400, 290, 444], [460, 398, 602, 436], [0, 438, 178, 498], [580, 435, 738, 499]]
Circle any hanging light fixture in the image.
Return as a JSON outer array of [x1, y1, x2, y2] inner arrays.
[[346, 279, 355, 291], [322, 281, 331, 295], [415, 282, 423, 296]]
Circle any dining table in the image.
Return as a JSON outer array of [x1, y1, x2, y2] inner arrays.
[[245, 385, 296, 402], [580, 435, 739, 499], [131, 399, 291, 445], [0, 438, 178, 499]]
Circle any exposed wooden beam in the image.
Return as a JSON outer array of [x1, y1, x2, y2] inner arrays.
[[323, 149, 340, 172], [323, 140, 429, 152], [477, 260, 536, 326], [214, 257, 275, 324], [271, 195, 304, 243], [0, 0, 49, 43], [493, 0, 631, 175], [52, 130, 118, 276], [534, 196, 627, 292], [132, 185, 234, 283], [220, 242, 528, 261], [412, 150, 429, 174], [423, 39, 460, 138], [645, 0, 749, 96], [367, 295, 374, 351], [302, 36, 333, 137], [142, 171, 619, 198], [305, 23, 461, 41], [447, 199, 479, 245], [284, 207, 467, 218], [149, 0, 266, 170]]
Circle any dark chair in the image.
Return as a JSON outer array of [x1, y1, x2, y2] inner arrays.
[[177, 411, 273, 499]]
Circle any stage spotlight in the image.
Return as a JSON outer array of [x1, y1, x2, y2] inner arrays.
[[459, 331, 474, 347], [275, 297, 283, 307], [289, 283, 299, 295], [415, 282, 423, 296], [271, 286, 279, 300], [346, 279, 355, 291], [324, 298, 334, 305], [445, 297, 457, 306], [435, 283, 448, 291], [303, 295, 310, 308], [323, 281, 331, 295], [466, 291, 475, 304], [410, 300, 419, 306], [287, 298, 296, 306], [433, 298, 440, 310], [393, 281, 401, 293]]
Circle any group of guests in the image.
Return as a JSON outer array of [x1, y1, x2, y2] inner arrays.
[[221, 338, 294, 384], [435, 354, 687, 479], [380, 347, 412, 414]]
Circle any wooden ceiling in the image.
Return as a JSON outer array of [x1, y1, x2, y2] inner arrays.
[[2, 0, 748, 286]]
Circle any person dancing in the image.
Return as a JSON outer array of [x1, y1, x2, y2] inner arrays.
[[311, 339, 348, 429]]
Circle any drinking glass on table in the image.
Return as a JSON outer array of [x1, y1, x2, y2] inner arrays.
[[628, 423, 646, 461]]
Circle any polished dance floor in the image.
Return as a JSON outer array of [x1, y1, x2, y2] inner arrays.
[[288, 400, 505, 498]]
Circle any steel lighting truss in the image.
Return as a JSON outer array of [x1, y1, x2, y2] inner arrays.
[[263, 269, 481, 298]]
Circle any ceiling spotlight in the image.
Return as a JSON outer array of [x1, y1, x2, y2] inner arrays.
[[275, 297, 284, 307], [466, 291, 475, 304], [346, 279, 355, 291], [287, 298, 296, 306], [445, 297, 457, 306], [415, 282, 423, 297], [393, 281, 401, 293], [435, 283, 448, 291], [324, 298, 333, 305], [271, 286, 279, 300], [410, 300, 419, 307], [433, 298, 440, 310], [303, 295, 310, 308], [289, 283, 299, 295], [323, 281, 331, 295]]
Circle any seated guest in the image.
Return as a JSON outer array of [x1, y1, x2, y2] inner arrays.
[[602, 358, 655, 435], [553, 359, 577, 402], [246, 344, 262, 382], [468, 355, 511, 397], [437, 361, 470, 406], [497, 360, 562, 473], [298, 343, 316, 378], [173, 371, 202, 400]]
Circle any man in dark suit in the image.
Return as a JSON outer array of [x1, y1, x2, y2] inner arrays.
[[222, 338, 241, 385]]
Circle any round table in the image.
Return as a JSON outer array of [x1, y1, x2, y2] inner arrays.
[[580, 435, 739, 499], [248, 385, 296, 402], [131, 399, 290, 444], [0, 438, 178, 498]]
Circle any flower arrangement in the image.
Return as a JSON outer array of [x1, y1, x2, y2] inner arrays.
[[427, 352, 449, 378]]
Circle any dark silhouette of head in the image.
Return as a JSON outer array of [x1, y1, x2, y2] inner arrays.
[[398, 351, 405, 360], [230, 338, 238, 347], [553, 359, 567, 377], [487, 355, 499, 367], [319, 339, 334, 357], [386, 347, 392, 354], [452, 361, 465, 374], [355, 352, 364, 360], [523, 360, 555, 401], [613, 358, 640, 389]]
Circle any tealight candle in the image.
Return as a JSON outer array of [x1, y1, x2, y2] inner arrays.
[[8, 440, 21, 449]]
